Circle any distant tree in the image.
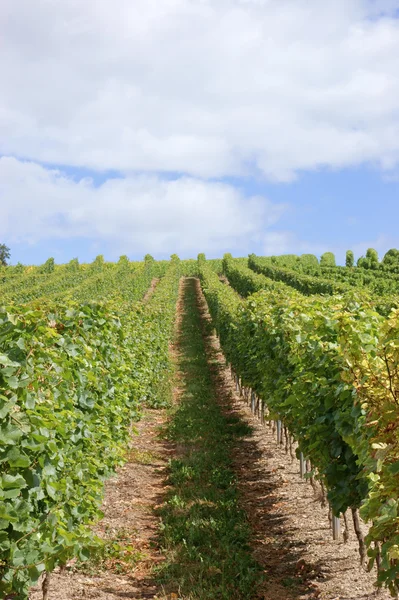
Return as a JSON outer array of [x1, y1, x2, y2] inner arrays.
[[320, 252, 336, 267], [0, 243, 11, 267], [345, 250, 354, 268]]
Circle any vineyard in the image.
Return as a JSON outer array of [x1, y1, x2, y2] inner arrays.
[[1, 252, 399, 598]]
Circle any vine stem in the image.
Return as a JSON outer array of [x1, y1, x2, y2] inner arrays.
[[351, 508, 367, 567], [42, 571, 51, 600], [343, 511, 350, 543]]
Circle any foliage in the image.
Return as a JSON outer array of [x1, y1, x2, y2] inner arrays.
[[248, 254, 399, 311], [382, 248, 399, 268], [300, 254, 319, 267], [320, 252, 336, 267], [358, 249, 379, 270], [40, 257, 55, 274], [366, 248, 379, 269], [90, 255, 105, 271], [270, 254, 299, 268], [346, 250, 354, 268], [199, 258, 399, 594], [67, 258, 79, 271], [0, 259, 181, 597], [180, 259, 198, 277], [339, 307, 399, 593], [0, 244, 11, 267], [117, 256, 130, 268], [248, 254, 349, 296], [222, 254, 291, 297]]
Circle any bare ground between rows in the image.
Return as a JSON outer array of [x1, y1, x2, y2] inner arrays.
[[194, 278, 390, 600]]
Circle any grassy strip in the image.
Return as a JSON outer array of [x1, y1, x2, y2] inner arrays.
[[156, 278, 261, 599]]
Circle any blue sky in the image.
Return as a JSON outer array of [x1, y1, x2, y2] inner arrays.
[[1, 0, 399, 265]]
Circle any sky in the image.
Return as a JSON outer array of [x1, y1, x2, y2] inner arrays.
[[1, 0, 399, 265]]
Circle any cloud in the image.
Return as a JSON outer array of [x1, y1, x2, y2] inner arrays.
[[0, 157, 286, 256], [1, 0, 399, 181]]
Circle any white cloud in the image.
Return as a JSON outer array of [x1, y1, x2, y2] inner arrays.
[[1, 0, 399, 180], [0, 157, 286, 256]]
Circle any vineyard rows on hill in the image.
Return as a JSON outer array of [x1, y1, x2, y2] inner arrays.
[[0, 252, 399, 596], [200, 253, 399, 595]]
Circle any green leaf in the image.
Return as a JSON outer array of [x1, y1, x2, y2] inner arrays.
[[387, 461, 399, 475], [6, 447, 31, 468], [1, 474, 27, 489]]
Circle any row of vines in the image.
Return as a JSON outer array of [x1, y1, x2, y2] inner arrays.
[[0, 256, 182, 598], [199, 254, 399, 596]]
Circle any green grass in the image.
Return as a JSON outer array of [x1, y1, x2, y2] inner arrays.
[[155, 278, 261, 599]]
